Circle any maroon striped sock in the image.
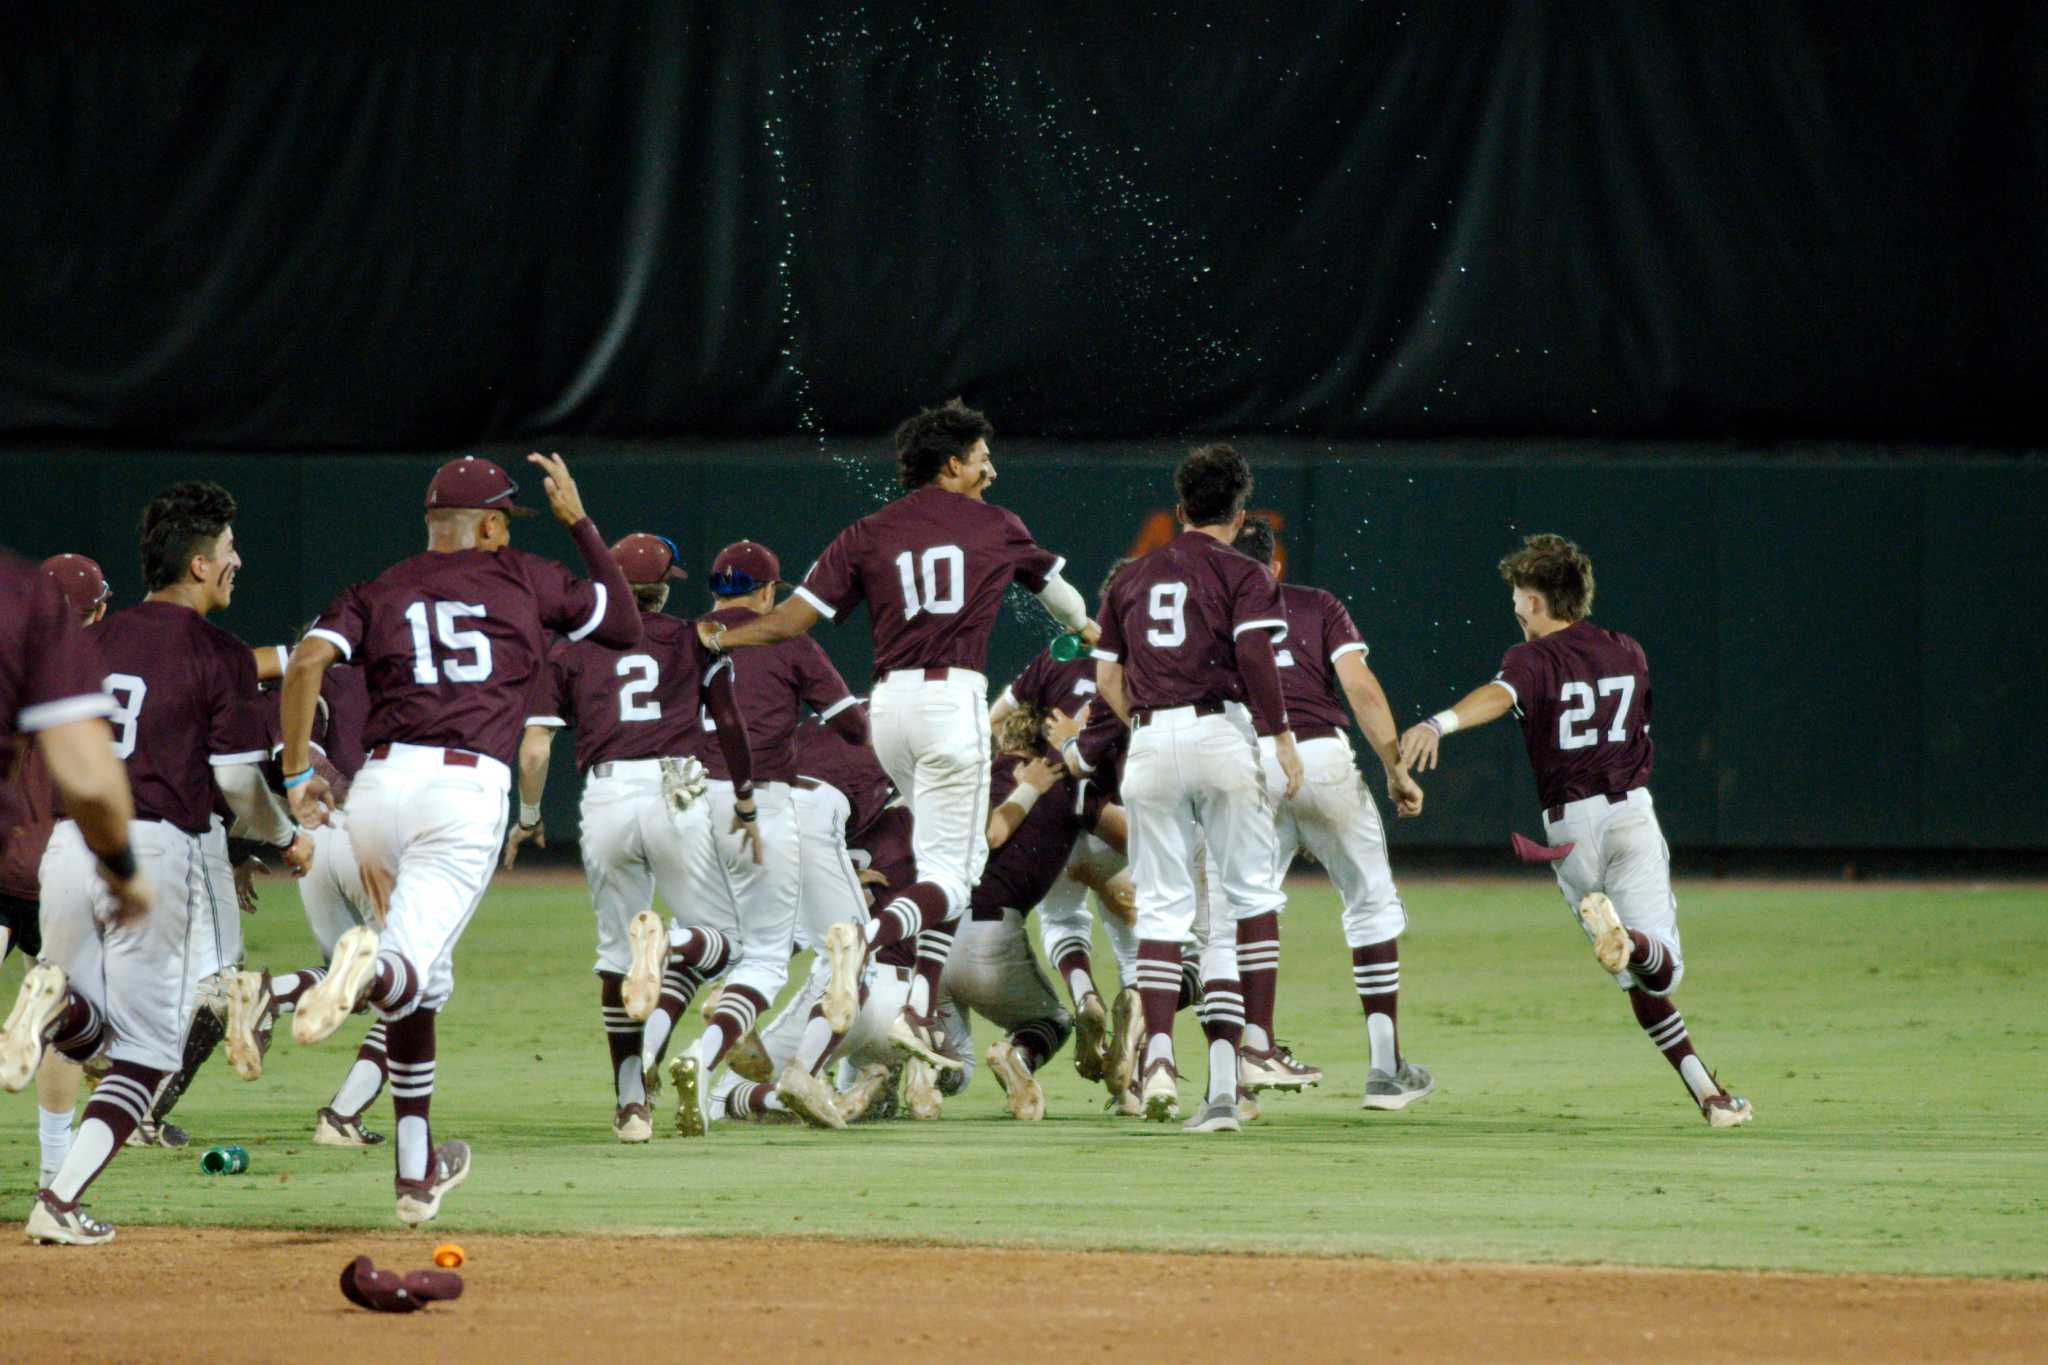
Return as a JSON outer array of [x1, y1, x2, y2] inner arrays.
[[386, 1007, 437, 1186], [727, 1081, 774, 1119], [672, 927, 732, 975], [271, 967, 326, 1011], [1048, 934, 1096, 1005], [865, 882, 950, 950], [47, 1059, 164, 1203], [598, 972, 638, 1101], [369, 951, 419, 1015], [1627, 931, 1677, 993], [1175, 958, 1203, 1013], [1352, 939, 1401, 1071], [703, 984, 767, 1070], [907, 921, 957, 1022], [47, 990, 105, 1062], [1235, 911, 1280, 1051], [1135, 941, 1182, 1068], [1011, 1019, 1064, 1072], [1629, 988, 1698, 1078]]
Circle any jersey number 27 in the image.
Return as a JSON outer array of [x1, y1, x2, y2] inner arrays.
[[1558, 676, 1635, 750]]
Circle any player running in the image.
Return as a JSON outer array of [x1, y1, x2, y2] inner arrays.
[[274, 453, 642, 1227], [698, 398, 1094, 1058], [4, 485, 308, 1245], [1231, 519, 1434, 1111], [1078, 444, 1301, 1134], [1398, 533, 1751, 1129], [508, 531, 753, 1144]]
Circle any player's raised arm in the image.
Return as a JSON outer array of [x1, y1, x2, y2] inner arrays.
[[702, 592, 821, 653], [1397, 680, 1515, 773], [527, 452, 642, 650]]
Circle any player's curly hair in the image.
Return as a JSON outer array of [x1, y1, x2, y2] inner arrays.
[[993, 703, 1050, 758], [1175, 443, 1253, 526], [1232, 516, 1277, 566], [1498, 533, 1595, 622], [139, 481, 238, 591], [895, 397, 993, 490], [1095, 556, 1135, 607]]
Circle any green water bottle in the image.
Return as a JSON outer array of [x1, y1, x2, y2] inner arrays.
[[1048, 632, 1086, 662], [200, 1144, 249, 1175]]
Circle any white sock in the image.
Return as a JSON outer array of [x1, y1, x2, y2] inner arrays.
[[906, 975, 932, 1018], [1143, 1033, 1173, 1072], [1207, 1038, 1237, 1103], [641, 1010, 676, 1073], [762, 1089, 788, 1112], [1064, 968, 1093, 1003], [1242, 1022, 1271, 1053], [616, 1056, 646, 1107], [329, 1058, 385, 1118], [794, 1014, 836, 1074], [49, 1118, 114, 1204], [396, 1115, 430, 1184], [37, 1106, 74, 1186], [695, 1024, 727, 1070], [1678, 1054, 1715, 1104], [1366, 1014, 1397, 1074]]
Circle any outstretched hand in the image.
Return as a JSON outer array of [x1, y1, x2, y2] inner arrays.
[[1387, 767, 1424, 818], [1398, 723, 1443, 773], [526, 451, 588, 527]]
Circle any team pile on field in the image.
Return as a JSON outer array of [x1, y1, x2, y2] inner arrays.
[[0, 401, 1749, 1246]]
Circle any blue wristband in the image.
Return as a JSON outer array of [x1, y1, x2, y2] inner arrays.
[[282, 767, 314, 790]]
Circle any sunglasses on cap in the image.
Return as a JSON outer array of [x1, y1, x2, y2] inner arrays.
[[708, 566, 769, 596]]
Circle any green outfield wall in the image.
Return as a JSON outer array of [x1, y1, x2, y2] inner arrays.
[[5, 445, 2039, 852]]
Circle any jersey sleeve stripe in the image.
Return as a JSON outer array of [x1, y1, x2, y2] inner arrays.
[[1232, 617, 1288, 640], [15, 692, 116, 733], [208, 750, 270, 767], [1488, 677, 1518, 706], [792, 584, 837, 621], [1329, 641, 1369, 664], [524, 715, 567, 730], [818, 694, 858, 720], [306, 627, 354, 661], [1088, 648, 1120, 663], [566, 584, 609, 643]]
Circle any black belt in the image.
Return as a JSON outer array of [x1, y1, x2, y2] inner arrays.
[[368, 744, 479, 768], [1545, 790, 1632, 823], [1130, 700, 1224, 730]]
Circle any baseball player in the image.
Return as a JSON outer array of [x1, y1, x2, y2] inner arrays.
[[1077, 444, 1301, 1134], [1398, 533, 1751, 1128], [697, 398, 1094, 1056], [510, 532, 758, 1144], [275, 453, 642, 1227], [1230, 518, 1434, 1110], [3, 484, 309, 1245], [676, 539, 874, 1132]]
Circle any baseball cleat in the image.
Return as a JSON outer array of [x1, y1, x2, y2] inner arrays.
[[394, 1140, 471, 1227], [725, 1030, 774, 1084], [775, 1064, 848, 1130], [612, 1102, 653, 1144], [1361, 1061, 1436, 1111], [1240, 1044, 1322, 1093], [224, 970, 274, 1081], [294, 927, 378, 1046], [0, 961, 68, 1092], [314, 1107, 386, 1147], [1577, 893, 1631, 975], [1181, 1097, 1243, 1134], [1104, 986, 1142, 1101], [1140, 1060, 1180, 1123], [819, 922, 863, 1034], [1702, 1091, 1753, 1129], [1072, 992, 1108, 1083], [126, 1119, 189, 1149], [669, 1055, 709, 1137], [697, 983, 723, 1024], [835, 1062, 895, 1124], [888, 1012, 964, 1071], [902, 1057, 942, 1120], [986, 1037, 1045, 1121], [1104, 1083, 1144, 1118], [622, 912, 666, 1022], [25, 1191, 113, 1246]]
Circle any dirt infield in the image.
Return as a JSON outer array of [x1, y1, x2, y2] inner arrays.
[[3, 1230, 2042, 1362]]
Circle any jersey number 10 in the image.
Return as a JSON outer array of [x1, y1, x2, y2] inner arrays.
[[895, 546, 965, 619]]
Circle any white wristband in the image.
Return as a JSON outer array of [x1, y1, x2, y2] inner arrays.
[[519, 802, 542, 828], [1002, 782, 1045, 818], [1429, 709, 1461, 736]]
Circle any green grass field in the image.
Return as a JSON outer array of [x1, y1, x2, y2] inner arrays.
[[4, 873, 2044, 1277]]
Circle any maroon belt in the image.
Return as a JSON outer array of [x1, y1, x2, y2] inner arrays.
[[792, 776, 821, 792], [1292, 724, 1342, 743], [1130, 700, 1224, 730], [368, 744, 480, 768], [1545, 790, 1631, 823]]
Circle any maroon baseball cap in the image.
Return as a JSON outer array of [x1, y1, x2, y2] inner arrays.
[[41, 554, 110, 616], [424, 457, 534, 515], [611, 532, 687, 584], [709, 540, 783, 595]]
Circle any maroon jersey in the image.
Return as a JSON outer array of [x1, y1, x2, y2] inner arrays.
[[793, 712, 894, 837], [1494, 619, 1655, 809], [531, 613, 727, 773], [1001, 649, 1100, 717], [310, 530, 639, 766], [252, 667, 368, 805], [1092, 530, 1287, 714], [698, 605, 854, 784], [90, 602, 271, 835], [0, 551, 110, 744], [1273, 583, 1368, 735], [796, 486, 1063, 675], [0, 743, 56, 900], [971, 753, 1111, 918], [847, 803, 918, 969]]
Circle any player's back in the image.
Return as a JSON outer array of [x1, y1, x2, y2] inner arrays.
[[318, 547, 596, 766], [1005, 648, 1099, 717], [543, 613, 713, 773], [972, 752, 1098, 916], [1274, 582, 1366, 735], [92, 602, 260, 834], [1497, 619, 1654, 810], [699, 605, 849, 783], [797, 487, 1060, 676], [1100, 530, 1284, 711], [793, 712, 892, 837]]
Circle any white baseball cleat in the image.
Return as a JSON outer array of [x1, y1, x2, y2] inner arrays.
[[0, 962, 67, 1092], [394, 1140, 471, 1227], [820, 922, 863, 1034], [1072, 992, 1108, 1083], [697, 983, 724, 1024], [1576, 893, 1631, 975], [1181, 1097, 1242, 1134], [224, 970, 274, 1081], [313, 1107, 386, 1147], [1360, 1061, 1436, 1111], [986, 1037, 1045, 1121], [1140, 1060, 1180, 1123], [888, 1012, 963, 1071], [1104, 986, 1142, 1100], [622, 912, 666, 1022], [725, 1030, 774, 1084], [293, 927, 378, 1046], [25, 1191, 113, 1246], [669, 1055, 709, 1138], [834, 1063, 894, 1124], [775, 1064, 848, 1130], [902, 1057, 942, 1120], [1240, 1044, 1323, 1092], [1702, 1091, 1753, 1129], [613, 1102, 653, 1144]]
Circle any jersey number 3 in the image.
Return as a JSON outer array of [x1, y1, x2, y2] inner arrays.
[[404, 602, 492, 685], [1558, 676, 1636, 750]]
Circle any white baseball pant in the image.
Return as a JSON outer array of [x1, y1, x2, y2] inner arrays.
[[576, 759, 737, 975], [1542, 787, 1682, 994], [296, 815, 371, 959], [1035, 830, 1138, 988], [869, 667, 991, 913], [793, 779, 870, 952], [196, 817, 242, 983], [342, 743, 510, 1016], [1259, 733, 1406, 947], [685, 779, 800, 1007], [942, 907, 1073, 1032]]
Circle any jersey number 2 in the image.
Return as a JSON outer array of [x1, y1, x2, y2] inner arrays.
[[403, 602, 492, 684], [1558, 676, 1636, 750], [895, 545, 964, 619], [616, 654, 661, 721]]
